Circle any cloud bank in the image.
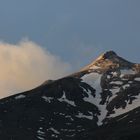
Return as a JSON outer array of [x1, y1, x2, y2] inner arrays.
[[0, 40, 71, 98]]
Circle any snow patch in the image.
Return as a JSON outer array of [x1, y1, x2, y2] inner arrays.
[[42, 96, 53, 103], [37, 127, 45, 140], [111, 72, 118, 77], [82, 72, 102, 94], [76, 112, 93, 120], [128, 81, 133, 84], [107, 75, 111, 79], [123, 84, 130, 89], [49, 128, 60, 134], [109, 93, 140, 118], [110, 81, 123, 85], [120, 69, 135, 78], [109, 87, 120, 102], [15, 94, 26, 99], [134, 77, 140, 81], [37, 136, 45, 140], [58, 91, 76, 107], [82, 72, 108, 125]]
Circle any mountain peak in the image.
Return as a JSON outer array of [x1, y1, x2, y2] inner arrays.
[[82, 51, 133, 71], [95, 51, 118, 61], [100, 51, 117, 59]]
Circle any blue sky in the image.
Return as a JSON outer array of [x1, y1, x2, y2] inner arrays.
[[0, 0, 140, 69]]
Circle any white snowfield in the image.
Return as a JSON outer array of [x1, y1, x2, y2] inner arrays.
[[80, 68, 140, 125], [81, 72, 107, 125]]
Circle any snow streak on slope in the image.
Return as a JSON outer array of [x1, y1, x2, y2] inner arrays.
[[81, 72, 108, 125]]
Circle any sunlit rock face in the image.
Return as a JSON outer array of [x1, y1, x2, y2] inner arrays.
[[0, 51, 140, 140]]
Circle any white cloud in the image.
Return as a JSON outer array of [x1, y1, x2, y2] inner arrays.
[[0, 40, 71, 98]]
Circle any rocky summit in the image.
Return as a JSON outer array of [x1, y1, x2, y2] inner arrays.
[[0, 51, 140, 140]]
